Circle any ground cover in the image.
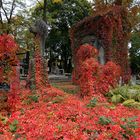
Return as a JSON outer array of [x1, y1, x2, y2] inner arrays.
[[0, 36, 140, 140], [51, 82, 79, 95], [0, 84, 140, 140]]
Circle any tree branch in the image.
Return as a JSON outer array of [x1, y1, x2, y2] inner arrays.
[[0, 0, 3, 24], [37, 0, 43, 7], [9, 0, 16, 23], [43, 0, 47, 21], [1, 0, 9, 22], [0, 11, 3, 24]]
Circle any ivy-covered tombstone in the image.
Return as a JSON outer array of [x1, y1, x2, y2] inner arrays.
[[0, 34, 19, 92]]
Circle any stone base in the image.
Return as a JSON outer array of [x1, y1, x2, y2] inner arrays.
[[28, 56, 49, 89]]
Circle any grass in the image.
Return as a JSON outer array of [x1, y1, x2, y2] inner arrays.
[[51, 82, 79, 95]]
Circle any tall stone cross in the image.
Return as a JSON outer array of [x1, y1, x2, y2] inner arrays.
[[29, 19, 49, 89]]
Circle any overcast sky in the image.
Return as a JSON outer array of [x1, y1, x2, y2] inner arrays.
[[25, 0, 36, 8], [25, 0, 92, 7], [25, 0, 140, 7]]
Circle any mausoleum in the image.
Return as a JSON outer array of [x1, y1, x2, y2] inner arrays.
[[70, 5, 131, 82]]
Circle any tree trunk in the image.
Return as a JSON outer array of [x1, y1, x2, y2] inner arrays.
[[43, 0, 47, 22]]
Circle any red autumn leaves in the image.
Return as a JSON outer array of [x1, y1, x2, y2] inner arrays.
[[0, 34, 19, 83], [72, 44, 121, 98]]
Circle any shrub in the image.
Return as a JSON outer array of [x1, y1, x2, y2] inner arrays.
[[107, 85, 140, 108]]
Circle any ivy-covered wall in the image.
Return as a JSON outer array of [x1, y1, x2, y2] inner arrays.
[[70, 5, 131, 83]]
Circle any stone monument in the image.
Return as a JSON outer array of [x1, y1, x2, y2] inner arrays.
[[29, 19, 49, 89]]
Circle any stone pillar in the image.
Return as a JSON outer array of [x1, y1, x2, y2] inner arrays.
[[42, 58, 49, 86], [99, 46, 105, 65], [27, 36, 49, 89], [29, 19, 49, 89], [29, 58, 36, 90], [35, 55, 49, 88], [131, 75, 136, 86], [10, 65, 20, 92]]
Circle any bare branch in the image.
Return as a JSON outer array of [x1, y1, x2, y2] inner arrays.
[[37, 0, 43, 7], [0, 0, 3, 23], [1, 0, 9, 22], [9, 0, 16, 22], [0, 11, 3, 23], [0, 0, 1, 7]]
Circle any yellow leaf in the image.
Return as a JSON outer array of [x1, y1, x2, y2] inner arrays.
[[123, 99, 135, 107], [131, 6, 139, 16]]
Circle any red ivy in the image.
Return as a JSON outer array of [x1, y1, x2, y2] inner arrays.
[[72, 44, 121, 99], [0, 87, 140, 139], [70, 5, 131, 83], [0, 34, 19, 83], [0, 34, 20, 111]]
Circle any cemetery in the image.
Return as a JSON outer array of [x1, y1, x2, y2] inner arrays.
[[0, 0, 140, 139]]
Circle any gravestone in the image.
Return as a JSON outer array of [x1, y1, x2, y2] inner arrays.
[[0, 82, 10, 91], [131, 75, 136, 85], [81, 35, 105, 65], [99, 47, 105, 65]]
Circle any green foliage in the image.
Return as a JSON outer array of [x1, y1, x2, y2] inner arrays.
[[0, 0, 27, 34], [30, 84, 36, 90], [9, 120, 19, 133], [57, 124, 63, 132], [51, 83, 79, 94], [123, 99, 136, 106], [24, 94, 40, 105], [13, 133, 23, 140], [130, 31, 140, 74], [121, 116, 138, 138], [87, 98, 97, 108], [111, 94, 123, 104], [107, 85, 140, 108], [123, 99, 140, 109], [28, 95, 39, 103], [63, 88, 79, 94], [52, 95, 64, 104], [98, 116, 112, 125], [31, 0, 92, 72], [32, 0, 92, 24]]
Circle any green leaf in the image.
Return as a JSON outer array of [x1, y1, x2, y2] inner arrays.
[[123, 99, 135, 107], [9, 119, 19, 133], [132, 102, 140, 109], [98, 116, 112, 125], [12, 120, 19, 125], [87, 98, 97, 108], [52, 96, 64, 104], [111, 94, 123, 103], [9, 124, 17, 132], [28, 95, 39, 103]]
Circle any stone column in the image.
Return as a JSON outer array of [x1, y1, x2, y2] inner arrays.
[[29, 19, 49, 89], [29, 58, 36, 90]]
